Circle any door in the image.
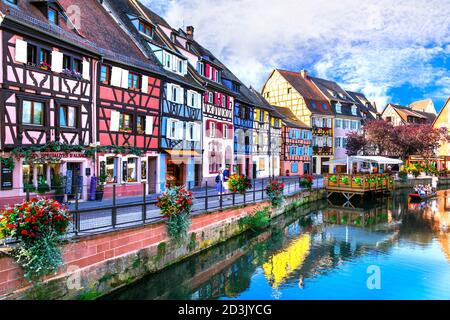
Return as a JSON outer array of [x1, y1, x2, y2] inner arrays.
[[245, 158, 250, 177], [66, 163, 82, 199], [252, 164, 257, 179], [167, 163, 184, 188], [148, 157, 157, 194], [195, 164, 202, 187]]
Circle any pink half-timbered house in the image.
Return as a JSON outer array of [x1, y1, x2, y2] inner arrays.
[[59, 0, 165, 195], [0, 1, 96, 202]]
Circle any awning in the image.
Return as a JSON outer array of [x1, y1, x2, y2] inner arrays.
[[165, 150, 201, 157], [323, 159, 348, 166], [350, 156, 403, 165]]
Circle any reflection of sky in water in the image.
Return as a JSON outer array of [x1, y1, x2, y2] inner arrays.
[[106, 191, 450, 300]]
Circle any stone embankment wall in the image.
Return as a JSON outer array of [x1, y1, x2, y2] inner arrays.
[[0, 189, 326, 300]]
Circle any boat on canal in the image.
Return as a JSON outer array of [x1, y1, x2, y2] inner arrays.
[[408, 192, 437, 202]]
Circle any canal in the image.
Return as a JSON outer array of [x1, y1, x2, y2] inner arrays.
[[104, 189, 450, 300]]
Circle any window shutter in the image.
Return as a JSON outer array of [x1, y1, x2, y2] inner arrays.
[[178, 88, 184, 104], [110, 111, 120, 132], [51, 51, 64, 73], [142, 75, 149, 93], [214, 92, 219, 105], [15, 39, 28, 63], [204, 92, 208, 103], [82, 60, 90, 80], [176, 121, 184, 139], [121, 69, 129, 89], [145, 116, 153, 135], [167, 84, 173, 101], [212, 67, 216, 81], [205, 64, 210, 78], [195, 123, 201, 141], [111, 67, 122, 87], [166, 119, 173, 138]]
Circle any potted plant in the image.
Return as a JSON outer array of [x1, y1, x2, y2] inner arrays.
[[37, 176, 50, 195], [53, 174, 66, 203], [300, 174, 314, 189], [265, 181, 285, 207], [228, 174, 252, 194], [96, 173, 107, 201]]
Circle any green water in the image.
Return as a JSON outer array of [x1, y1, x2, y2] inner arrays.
[[104, 190, 450, 300]]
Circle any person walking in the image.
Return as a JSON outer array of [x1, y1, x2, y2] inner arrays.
[[223, 165, 231, 194], [216, 169, 226, 195]]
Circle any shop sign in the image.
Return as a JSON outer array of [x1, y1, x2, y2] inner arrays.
[[1, 166, 13, 190]]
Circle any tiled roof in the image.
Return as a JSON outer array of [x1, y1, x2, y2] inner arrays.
[[103, 0, 202, 90], [409, 98, 436, 114], [309, 77, 355, 104], [275, 70, 333, 115], [57, 0, 162, 73], [386, 104, 436, 124], [275, 107, 309, 129]]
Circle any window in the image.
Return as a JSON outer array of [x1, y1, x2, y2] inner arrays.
[[119, 113, 133, 132], [6, 0, 18, 5], [169, 85, 183, 103], [22, 100, 44, 125], [137, 116, 145, 134], [214, 70, 219, 82], [27, 44, 37, 65], [322, 103, 328, 110], [197, 61, 205, 76], [63, 55, 71, 70], [128, 72, 141, 90], [138, 20, 153, 37], [343, 138, 348, 148], [100, 65, 111, 85], [351, 105, 357, 115], [208, 92, 214, 104], [106, 157, 118, 184], [188, 91, 200, 108], [311, 102, 317, 110], [350, 121, 357, 130], [163, 52, 171, 69], [39, 49, 51, 69], [210, 122, 216, 138], [223, 124, 228, 139], [291, 163, 299, 173], [386, 117, 392, 122], [186, 123, 195, 141], [127, 158, 138, 183], [287, 88, 292, 94], [343, 120, 349, 129], [336, 103, 342, 113], [335, 137, 342, 148], [48, 8, 59, 25], [259, 159, 265, 171], [178, 60, 184, 74], [72, 58, 82, 73], [335, 119, 342, 128], [59, 106, 77, 128], [222, 95, 227, 108], [166, 119, 182, 140]]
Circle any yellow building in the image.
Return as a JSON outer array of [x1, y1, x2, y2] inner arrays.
[[433, 98, 450, 170], [262, 69, 334, 174]]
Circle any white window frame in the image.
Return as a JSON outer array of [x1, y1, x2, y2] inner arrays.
[[336, 103, 342, 114], [188, 90, 201, 109], [210, 122, 216, 138], [351, 105, 357, 115], [208, 92, 214, 104], [167, 118, 179, 140], [222, 95, 227, 108]]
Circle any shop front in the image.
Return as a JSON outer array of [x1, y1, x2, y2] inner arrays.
[[0, 152, 94, 206], [164, 150, 202, 190], [98, 152, 161, 198]]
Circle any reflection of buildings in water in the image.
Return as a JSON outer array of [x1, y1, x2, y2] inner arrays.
[[262, 234, 311, 288]]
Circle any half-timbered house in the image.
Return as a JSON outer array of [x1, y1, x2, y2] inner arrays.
[[0, 0, 97, 201], [162, 26, 236, 185], [103, 0, 204, 189], [59, 0, 165, 195], [276, 107, 313, 176], [262, 69, 334, 175]]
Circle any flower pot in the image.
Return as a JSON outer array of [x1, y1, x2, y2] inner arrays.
[[95, 190, 104, 201]]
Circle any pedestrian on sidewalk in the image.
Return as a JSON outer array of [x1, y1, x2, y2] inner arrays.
[[216, 169, 226, 195]]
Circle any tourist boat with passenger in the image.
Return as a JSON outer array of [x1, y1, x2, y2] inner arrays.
[[408, 193, 437, 201]]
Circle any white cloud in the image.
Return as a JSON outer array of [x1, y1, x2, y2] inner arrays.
[[144, 0, 450, 110]]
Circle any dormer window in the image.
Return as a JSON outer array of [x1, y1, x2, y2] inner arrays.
[[48, 7, 59, 25], [197, 61, 205, 76], [336, 103, 342, 113], [351, 105, 357, 115], [5, 0, 18, 6], [138, 20, 153, 37]]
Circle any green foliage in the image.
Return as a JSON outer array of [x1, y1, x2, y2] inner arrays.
[[240, 207, 272, 231], [1, 157, 15, 170], [166, 213, 191, 244], [13, 232, 63, 282], [329, 175, 338, 183], [265, 181, 285, 207], [53, 174, 66, 195], [37, 176, 50, 194], [341, 176, 350, 185]]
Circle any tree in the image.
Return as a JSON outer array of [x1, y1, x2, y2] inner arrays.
[[346, 131, 367, 156]]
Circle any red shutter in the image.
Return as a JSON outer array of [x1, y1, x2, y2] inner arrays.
[[205, 64, 210, 78], [218, 93, 222, 106], [214, 92, 219, 105], [204, 92, 208, 103], [212, 67, 216, 81], [226, 96, 230, 109], [217, 122, 223, 138]]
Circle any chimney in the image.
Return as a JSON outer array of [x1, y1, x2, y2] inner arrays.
[[186, 26, 194, 39], [300, 69, 308, 78]]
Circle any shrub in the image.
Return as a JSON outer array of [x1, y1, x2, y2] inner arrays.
[[157, 186, 194, 243], [329, 175, 338, 183], [266, 181, 285, 207], [341, 176, 349, 185], [240, 207, 272, 231], [300, 174, 314, 189], [0, 198, 71, 282], [228, 174, 252, 194]]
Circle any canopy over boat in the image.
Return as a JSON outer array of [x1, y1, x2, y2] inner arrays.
[[323, 156, 403, 174]]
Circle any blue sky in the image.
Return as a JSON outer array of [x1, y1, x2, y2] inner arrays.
[[144, 0, 450, 112]]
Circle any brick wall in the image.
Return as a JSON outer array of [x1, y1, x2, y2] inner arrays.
[[0, 189, 326, 300]]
